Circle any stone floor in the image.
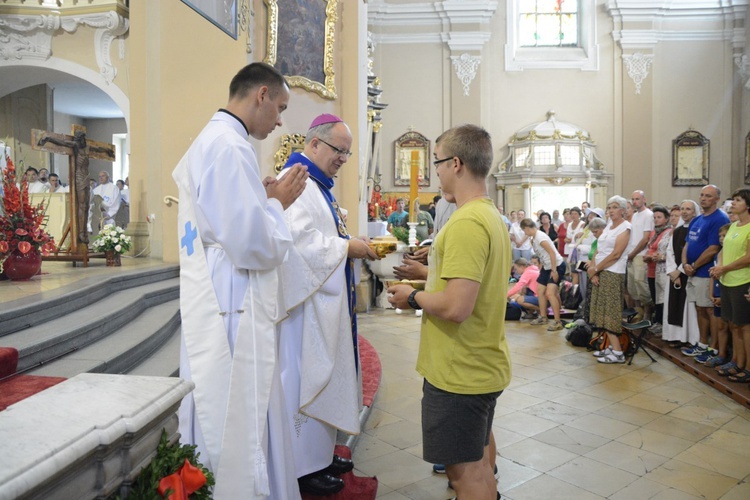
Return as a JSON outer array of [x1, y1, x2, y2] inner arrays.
[[355, 309, 750, 500], [4, 262, 750, 499]]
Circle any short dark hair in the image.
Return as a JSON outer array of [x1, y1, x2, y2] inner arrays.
[[652, 204, 670, 219], [731, 188, 750, 209], [436, 124, 493, 178], [25, 167, 38, 174], [539, 212, 552, 222], [519, 218, 536, 229], [229, 62, 288, 100], [49, 173, 59, 179], [570, 206, 582, 215]]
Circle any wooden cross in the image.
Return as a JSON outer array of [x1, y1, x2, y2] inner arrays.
[[31, 124, 115, 267]]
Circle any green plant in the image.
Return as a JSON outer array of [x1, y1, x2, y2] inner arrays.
[[113, 430, 214, 500], [391, 226, 409, 244]]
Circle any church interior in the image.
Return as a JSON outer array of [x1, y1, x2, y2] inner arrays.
[[2, 0, 750, 498]]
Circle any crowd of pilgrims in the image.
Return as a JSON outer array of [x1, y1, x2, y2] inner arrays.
[[502, 186, 750, 375]]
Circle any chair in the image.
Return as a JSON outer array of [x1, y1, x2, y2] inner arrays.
[[621, 316, 657, 365]]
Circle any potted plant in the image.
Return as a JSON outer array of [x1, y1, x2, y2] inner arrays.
[[0, 153, 56, 280], [92, 224, 132, 266]]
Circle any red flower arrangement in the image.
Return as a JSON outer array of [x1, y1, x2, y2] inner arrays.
[[0, 153, 56, 267]]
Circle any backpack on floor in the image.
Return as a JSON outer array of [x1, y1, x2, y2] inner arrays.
[[505, 304, 522, 321], [588, 330, 633, 356], [568, 323, 593, 347]]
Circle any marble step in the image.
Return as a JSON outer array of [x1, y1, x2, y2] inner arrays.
[[0, 265, 179, 337], [28, 299, 180, 378], [2, 278, 179, 372], [126, 326, 181, 378]]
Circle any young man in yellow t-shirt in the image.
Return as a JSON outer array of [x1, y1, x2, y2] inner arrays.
[[389, 124, 512, 500]]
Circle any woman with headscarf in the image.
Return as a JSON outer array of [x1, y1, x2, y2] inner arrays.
[[643, 205, 672, 333], [662, 200, 700, 347]]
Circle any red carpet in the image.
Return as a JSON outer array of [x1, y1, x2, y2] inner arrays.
[[0, 347, 19, 378], [301, 445, 378, 500], [359, 335, 381, 408], [0, 375, 67, 411]]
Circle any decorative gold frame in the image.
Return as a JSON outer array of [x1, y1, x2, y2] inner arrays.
[[273, 133, 306, 173], [745, 131, 750, 184], [264, 0, 338, 100], [672, 129, 709, 187], [394, 131, 430, 187]]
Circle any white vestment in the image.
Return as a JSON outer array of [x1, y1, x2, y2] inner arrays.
[[277, 168, 361, 477], [92, 182, 121, 225], [174, 112, 300, 499], [27, 181, 48, 193]]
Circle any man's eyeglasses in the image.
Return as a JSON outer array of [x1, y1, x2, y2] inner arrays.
[[433, 157, 454, 168], [318, 138, 352, 158]]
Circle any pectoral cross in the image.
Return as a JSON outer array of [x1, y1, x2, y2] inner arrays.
[[31, 125, 115, 266]]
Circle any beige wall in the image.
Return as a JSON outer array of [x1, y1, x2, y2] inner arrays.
[[370, 0, 749, 213]]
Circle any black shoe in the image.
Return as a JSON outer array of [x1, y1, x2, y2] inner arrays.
[[298, 473, 345, 496], [323, 454, 354, 476]]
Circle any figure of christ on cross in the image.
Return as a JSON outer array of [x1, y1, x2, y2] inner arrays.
[[32, 127, 115, 247]]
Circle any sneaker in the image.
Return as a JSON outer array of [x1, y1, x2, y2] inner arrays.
[[694, 349, 718, 364], [547, 321, 564, 332], [530, 317, 548, 326], [681, 344, 708, 357], [705, 355, 727, 368], [521, 311, 539, 320], [592, 347, 612, 357], [432, 463, 446, 474], [597, 351, 626, 364]]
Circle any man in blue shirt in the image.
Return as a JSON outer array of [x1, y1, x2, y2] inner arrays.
[[387, 197, 409, 233], [681, 185, 730, 358]]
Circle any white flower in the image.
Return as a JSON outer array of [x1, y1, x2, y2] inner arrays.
[[110, 231, 117, 237], [115, 244, 122, 252]]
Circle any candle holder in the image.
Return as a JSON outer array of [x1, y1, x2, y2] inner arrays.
[[407, 222, 419, 252]]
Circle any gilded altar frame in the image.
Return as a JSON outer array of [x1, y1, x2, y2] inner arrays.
[[264, 0, 338, 100], [274, 133, 306, 173], [394, 131, 430, 187], [672, 130, 709, 187]]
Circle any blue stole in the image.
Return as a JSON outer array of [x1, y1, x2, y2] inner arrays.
[[284, 153, 359, 372]]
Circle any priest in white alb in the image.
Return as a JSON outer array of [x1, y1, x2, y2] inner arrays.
[[173, 62, 308, 499], [277, 114, 378, 496], [92, 171, 121, 226]]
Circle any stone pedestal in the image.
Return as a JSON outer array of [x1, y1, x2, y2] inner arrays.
[[0, 373, 193, 500]]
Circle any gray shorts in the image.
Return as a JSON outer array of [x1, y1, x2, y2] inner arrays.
[[421, 379, 502, 465], [686, 276, 713, 308]]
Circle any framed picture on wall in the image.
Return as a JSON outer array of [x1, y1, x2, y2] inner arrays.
[[394, 130, 430, 187], [264, 0, 338, 100], [181, 0, 238, 39], [672, 129, 709, 187], [273, 133, 306, 173], [745, 131, 750, 185]]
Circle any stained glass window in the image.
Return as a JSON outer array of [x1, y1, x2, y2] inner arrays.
[[519, 0, 579, 48]]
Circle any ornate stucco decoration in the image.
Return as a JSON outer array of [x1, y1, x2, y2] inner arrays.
[[622, 52, 653, 95], [0, 11, 128, 84], [736, 53, 750, 89], [450, 53, 481, 97]]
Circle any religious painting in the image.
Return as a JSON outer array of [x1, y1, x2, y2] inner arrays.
[[274, 133, 306, 173], [745, 131, 750, 184], [672, 129, 709, 187], [181, 0, 238, 39], [264, 0, 338, 100], [394, 131, 430, 187]]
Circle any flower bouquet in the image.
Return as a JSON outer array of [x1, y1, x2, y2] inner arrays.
[[92, 224, 131, 266], [1, 153, 56, 279]]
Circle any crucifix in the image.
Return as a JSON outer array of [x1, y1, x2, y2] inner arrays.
[[31, 124, 115, 266]]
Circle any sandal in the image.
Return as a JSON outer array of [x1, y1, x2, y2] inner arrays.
[[717, 361, 740, 377], [728, 369, 750, 383]]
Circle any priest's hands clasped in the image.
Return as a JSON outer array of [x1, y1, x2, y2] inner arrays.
[[264, 163, 308, 209]]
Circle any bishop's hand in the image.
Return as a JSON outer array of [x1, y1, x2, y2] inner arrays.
[[349, 238, 378, 260], [267, 163, 308, 210]]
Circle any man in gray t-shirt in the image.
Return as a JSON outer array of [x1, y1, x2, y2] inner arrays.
[[626, 190, 655, 321]]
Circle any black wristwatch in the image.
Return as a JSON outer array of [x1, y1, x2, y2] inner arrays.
[[407, 289, 422, 310]]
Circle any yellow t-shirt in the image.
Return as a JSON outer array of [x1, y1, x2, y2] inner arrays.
[[416, 198, 513, 394], [720, 221, 750, 287]]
